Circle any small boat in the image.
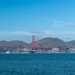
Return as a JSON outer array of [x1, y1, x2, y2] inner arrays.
[[6, 51, 10, 54]]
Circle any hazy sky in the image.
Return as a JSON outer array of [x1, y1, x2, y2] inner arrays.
[[0, 0, 75, 42]]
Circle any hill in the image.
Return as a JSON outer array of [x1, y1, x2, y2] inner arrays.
[[0, 40, 28, 53], [67, 40, 75, 48], [0, 37, 75, 53], [29, 37, 69, 48]]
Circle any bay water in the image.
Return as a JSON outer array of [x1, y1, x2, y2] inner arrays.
[[0, 53, 75, 75]]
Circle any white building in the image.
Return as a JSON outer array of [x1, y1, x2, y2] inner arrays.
[[51, 48, 59, 53]]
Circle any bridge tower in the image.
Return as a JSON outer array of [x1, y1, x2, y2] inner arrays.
[[32, 35, 36, 50]]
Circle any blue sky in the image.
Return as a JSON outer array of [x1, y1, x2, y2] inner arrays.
[[0, 0, 75, 42]]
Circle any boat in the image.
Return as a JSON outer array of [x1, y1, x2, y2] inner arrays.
[[6, 51, 10, 54]]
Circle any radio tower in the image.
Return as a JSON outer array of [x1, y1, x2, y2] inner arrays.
[[32, 35, 36, 50]]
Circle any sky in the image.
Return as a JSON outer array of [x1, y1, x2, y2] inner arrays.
[[0, 0, 75, 42]]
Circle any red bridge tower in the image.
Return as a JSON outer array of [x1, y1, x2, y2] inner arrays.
[[32, 35, 36, 49]]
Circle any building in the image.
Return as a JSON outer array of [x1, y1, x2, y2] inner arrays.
[[68, 48, 75, 53], [51, 48, 59, 53]]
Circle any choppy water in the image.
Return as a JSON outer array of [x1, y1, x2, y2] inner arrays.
[[0, 53, 75, 75]]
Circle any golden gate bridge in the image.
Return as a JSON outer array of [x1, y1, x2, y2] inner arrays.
[[0, 35, 51, 50]]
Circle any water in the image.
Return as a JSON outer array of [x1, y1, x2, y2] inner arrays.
[[0, 53, 75, 75]]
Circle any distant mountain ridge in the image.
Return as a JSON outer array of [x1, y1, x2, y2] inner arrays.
[[0, 40, 28, 48], [0, 38, 75, 48], [67, 40, 75, 48], [0, 37, 75, 53], [34, 37, 68, 48]]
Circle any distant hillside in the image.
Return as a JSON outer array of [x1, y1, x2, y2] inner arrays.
[[31, 37, 68, 48], [67, 40, 75, 48], [9, 40, 28, 47], [0, 40, 28, 53], [0, 37, 75, 53], [0, 41, 9, 46], [0, 40, 28, 47]]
